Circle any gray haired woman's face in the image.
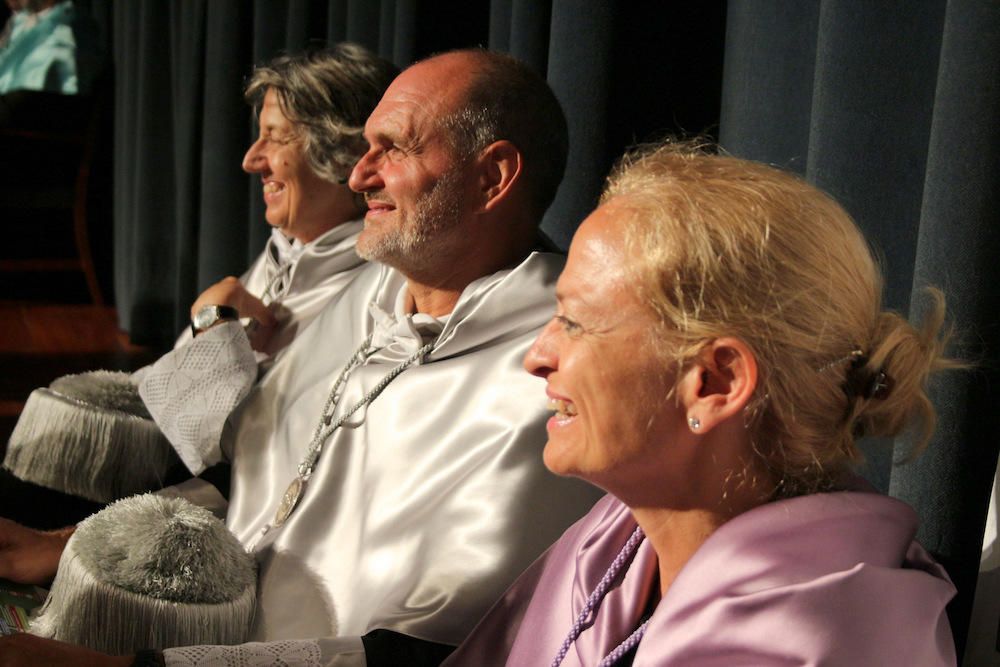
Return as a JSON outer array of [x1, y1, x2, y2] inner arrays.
[[241, 89, 351, 244]]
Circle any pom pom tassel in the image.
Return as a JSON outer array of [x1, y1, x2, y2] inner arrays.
[[31, 495, 256, 653]]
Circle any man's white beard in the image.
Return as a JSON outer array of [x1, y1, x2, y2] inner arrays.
[[357, 166, 466, 271]]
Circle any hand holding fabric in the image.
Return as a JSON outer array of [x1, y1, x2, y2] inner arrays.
[[191, 277, 279, 352], [192, 277, 277, 327], [0, 517, 72, 585]]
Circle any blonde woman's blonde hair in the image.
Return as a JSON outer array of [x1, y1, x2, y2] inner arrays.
[[603, 140, 953, 496]]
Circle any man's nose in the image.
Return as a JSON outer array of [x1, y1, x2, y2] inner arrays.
[[348, 149, 382, 192]]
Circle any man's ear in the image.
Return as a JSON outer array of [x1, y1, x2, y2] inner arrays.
[[679, 337, 758, 434], [476, 140, 522, 213]]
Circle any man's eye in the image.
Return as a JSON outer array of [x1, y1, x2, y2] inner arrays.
[[554, 315, 582, 335], [367, 144, 399, 161]]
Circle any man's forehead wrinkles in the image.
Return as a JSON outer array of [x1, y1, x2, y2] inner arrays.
[[369, 96, 445, 146], [390, 91, 449, 127]]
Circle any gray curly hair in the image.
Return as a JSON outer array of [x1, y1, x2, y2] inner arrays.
[[244, 44, 398, 183]]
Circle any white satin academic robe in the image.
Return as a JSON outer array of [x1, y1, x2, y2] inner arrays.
[[145, 221, 366, 518], [146, 252, 603, 664]]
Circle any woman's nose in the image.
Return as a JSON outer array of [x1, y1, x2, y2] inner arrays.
[[524, 319, 559, 378], [242, 138, 266, 173]]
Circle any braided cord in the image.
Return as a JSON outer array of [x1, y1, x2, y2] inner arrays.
[[261, 260, 294, 305], [299, 337, 433, 478], [253, 316, 433, 544], [304, 333, 375, 449], [550, 524, 646, 667], [597, 619, 650, 667]]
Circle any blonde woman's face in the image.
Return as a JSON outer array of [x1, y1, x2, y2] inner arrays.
[[524, 201, 686, 495]]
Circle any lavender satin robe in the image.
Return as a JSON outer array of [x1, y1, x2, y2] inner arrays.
[[447, 492, 957, 666]]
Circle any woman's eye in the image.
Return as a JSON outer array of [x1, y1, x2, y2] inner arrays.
[[263, 132, 294, 146]]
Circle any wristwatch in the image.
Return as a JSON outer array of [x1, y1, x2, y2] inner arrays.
[[191, 304, 240, 336]]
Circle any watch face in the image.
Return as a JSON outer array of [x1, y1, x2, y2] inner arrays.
[[193, 306, 221, 331]]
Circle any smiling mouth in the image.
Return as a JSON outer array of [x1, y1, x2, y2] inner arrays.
[[365, 201, 395, 217], [263, 181, 285, 199], [547, 398, 578, 417]]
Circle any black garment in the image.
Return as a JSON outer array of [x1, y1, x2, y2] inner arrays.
[[0, 468, 102, 529], [0, 462, 230, 530], [362, 629, 455, 667]]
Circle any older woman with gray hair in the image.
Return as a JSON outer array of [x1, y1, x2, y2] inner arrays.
[[179, 43, 398, 359], [0, 43, 397, 528], [446, 140, 958, 666]]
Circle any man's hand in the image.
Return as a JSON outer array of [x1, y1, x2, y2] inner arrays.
[[0, 518, 72, 585], [0, 634, 133, 667]]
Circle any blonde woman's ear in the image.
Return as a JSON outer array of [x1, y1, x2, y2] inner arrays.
[[681, 338, 758, 434]]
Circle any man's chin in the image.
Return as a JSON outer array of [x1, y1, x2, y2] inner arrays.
[[357, 235, 428, 276], [355, 232, 393, 263]]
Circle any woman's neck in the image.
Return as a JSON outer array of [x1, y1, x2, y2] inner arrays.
[[628, 463, 776, 596], [630, 505, 730, 596]]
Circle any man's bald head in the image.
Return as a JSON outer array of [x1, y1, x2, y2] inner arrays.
[[349, 50, 568, 311], [426, 50, 569, 219]]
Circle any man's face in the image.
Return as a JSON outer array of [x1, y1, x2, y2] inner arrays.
[[349, 56, 478, 272]]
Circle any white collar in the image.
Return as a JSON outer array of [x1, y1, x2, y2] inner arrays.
[[368, 284, 446, 356], [268, 229, 305, 266]]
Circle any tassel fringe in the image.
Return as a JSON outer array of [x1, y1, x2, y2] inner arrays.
[[4, 388, 179, 503], [31, 534, 255, 653]]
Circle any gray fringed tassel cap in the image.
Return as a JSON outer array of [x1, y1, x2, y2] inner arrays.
[[31, 494, 257, 653], [3, 370, 179, 503]]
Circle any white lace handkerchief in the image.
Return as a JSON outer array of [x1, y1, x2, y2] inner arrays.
[[138, 322, 258, 475]]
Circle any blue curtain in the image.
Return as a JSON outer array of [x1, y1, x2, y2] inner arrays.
[[111, 0, 725, 346], [720, 1, 1000, 661]]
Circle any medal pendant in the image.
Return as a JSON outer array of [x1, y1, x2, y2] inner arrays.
[[274, 476, 306, 526]]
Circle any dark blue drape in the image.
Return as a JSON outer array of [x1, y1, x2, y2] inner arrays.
[[111, 0, 725, 346], [720, 2, 1000, 661]]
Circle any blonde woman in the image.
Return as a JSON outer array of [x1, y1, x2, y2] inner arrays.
[[447, 141, 957, 666]]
